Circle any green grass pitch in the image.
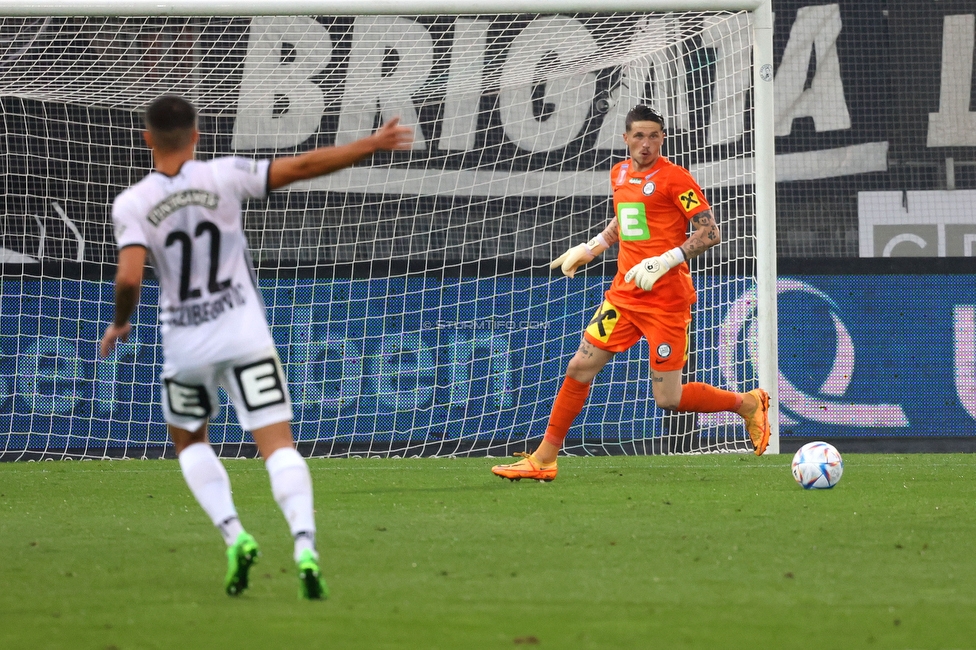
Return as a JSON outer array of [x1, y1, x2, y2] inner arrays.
[[2, 454, 976, 649]]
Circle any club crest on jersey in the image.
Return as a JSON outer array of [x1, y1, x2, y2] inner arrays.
[[147, 189, 219, 226], [656, 343, 672, 359], [642, 181, 656, 196]]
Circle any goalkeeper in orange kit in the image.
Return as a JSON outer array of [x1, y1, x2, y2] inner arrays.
[[492, 105, 769, 482]]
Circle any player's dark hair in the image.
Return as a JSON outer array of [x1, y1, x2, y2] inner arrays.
[[144, 94, 197, 151], [625, 104, 666, 132]]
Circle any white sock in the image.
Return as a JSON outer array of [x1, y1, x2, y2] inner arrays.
[[178, 442, 244, 546], [266, 447, 317, 562]]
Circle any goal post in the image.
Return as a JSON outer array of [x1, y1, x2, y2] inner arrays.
[[751, 0, 779, 455], [0, 0, 778, 459]]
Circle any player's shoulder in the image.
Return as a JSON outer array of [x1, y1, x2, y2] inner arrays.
[[658, 157, 696, 182], [112, 172, 159, 213], [654, 156, 677, 173], [209, 156, 269, 193], [657, 158, 701, 195], [208, 156, 262, 176]]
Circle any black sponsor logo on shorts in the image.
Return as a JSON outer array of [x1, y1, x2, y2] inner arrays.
[[165, 379, 212, 418], [234, 358, 286, 411]]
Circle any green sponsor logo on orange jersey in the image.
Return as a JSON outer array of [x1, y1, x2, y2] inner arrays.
[[617, 202, 649, 241]]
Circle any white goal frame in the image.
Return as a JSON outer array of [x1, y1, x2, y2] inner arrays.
[[0, 0, 779, 455]]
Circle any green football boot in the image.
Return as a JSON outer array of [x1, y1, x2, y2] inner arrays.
[[296, 549, 329, 600], [224, 532, 260, 596]]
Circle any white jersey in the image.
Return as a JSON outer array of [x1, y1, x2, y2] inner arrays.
[[112, 157, 274, 371]]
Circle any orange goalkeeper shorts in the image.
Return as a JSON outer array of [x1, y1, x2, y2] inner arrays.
[[582, 299, 691, 372]]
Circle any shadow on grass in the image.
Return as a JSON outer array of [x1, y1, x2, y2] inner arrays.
[[335, 481, 521, 496]]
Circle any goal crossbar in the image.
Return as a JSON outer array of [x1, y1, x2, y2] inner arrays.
[[0, 0, 766, 17]]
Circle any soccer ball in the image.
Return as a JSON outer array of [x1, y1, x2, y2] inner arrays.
[[791, 441, 843, 489]]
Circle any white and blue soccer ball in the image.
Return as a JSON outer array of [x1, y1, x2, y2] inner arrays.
[[791, 441, 843, 489]]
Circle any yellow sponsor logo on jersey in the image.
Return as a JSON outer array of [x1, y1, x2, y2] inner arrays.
[[586, 300, 619, 343], [678, 189, 701, 212]]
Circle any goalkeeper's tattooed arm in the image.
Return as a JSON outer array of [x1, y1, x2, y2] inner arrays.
[[550, 218, 620, 278], [680, 209, 721, 259]]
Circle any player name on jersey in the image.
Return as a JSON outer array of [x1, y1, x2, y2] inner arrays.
[[162, 283, 248, 328], [147, 190, 220, 227]]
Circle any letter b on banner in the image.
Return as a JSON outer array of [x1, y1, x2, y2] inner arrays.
[[233, 17, 331, 150]]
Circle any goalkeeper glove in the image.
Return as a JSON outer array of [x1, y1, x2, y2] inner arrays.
[[624, 247, 685, 291], [550, 234, 609, 278]]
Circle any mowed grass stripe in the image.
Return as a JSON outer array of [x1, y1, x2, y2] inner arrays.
[[2, 455, 975, 649]]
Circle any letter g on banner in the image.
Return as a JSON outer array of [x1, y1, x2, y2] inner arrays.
[[717, 279, 908, 428]]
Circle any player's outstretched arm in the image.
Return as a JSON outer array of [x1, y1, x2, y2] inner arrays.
[[100, 245, 146, 358], [550, 218, 619, 278], [267, 117, 413, 191], [626, 209, 721, 291]]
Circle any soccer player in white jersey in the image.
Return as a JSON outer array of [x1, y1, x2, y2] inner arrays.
[[99, 94, 412, 599]]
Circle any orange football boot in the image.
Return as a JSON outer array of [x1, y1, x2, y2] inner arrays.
[[743, 388, 770, 456], [491, 452, 557, 482]]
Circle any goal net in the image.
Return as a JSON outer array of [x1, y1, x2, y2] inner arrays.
[[0, 9, 770, 459]]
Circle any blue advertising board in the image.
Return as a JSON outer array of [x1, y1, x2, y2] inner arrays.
[[1, 274, 974, 452], [773, 276, 976, 437]]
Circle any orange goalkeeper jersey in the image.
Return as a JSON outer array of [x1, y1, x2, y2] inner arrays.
[[605, 156, 711, 313]]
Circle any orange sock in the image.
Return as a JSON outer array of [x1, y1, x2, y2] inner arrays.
[[676, 382, 742, 413], [542, 376, 591, 448]]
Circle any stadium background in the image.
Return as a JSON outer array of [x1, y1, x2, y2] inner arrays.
[[1, 0, 974, 455]]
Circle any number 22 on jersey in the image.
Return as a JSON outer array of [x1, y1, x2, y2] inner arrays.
[[164, 220, 232, 301]]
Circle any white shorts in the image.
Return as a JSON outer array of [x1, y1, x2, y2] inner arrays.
[[160, 346, 293, 433]]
